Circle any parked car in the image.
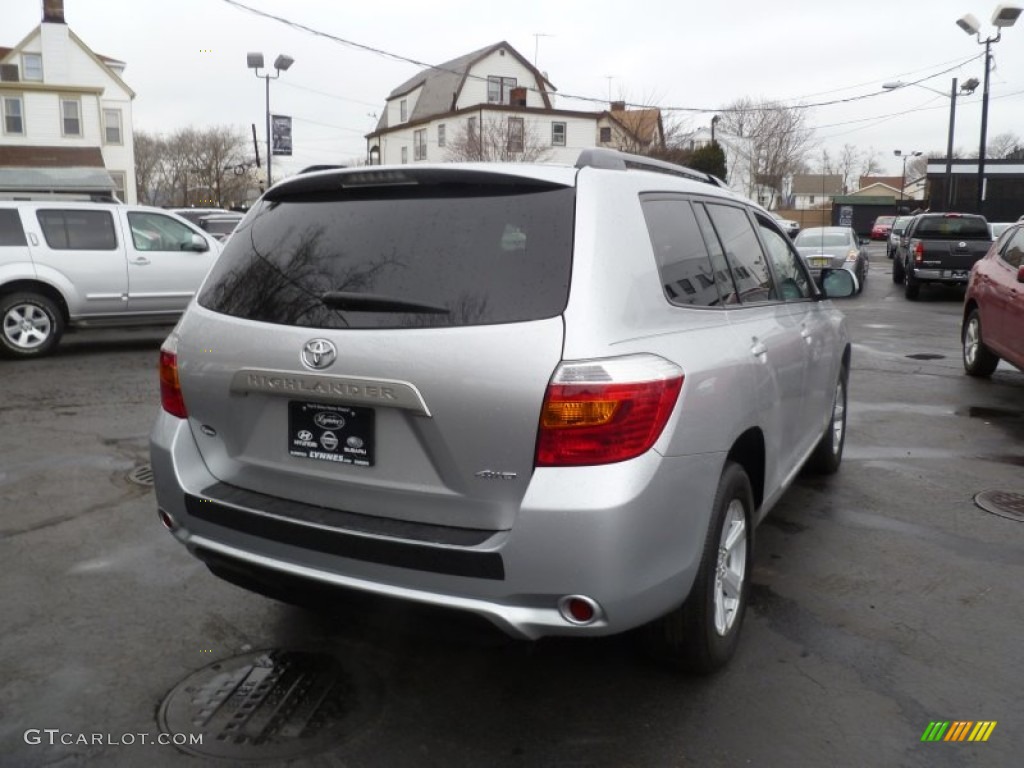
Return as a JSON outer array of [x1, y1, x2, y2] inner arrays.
[[870, 215, 896, 240], [963, 222, 1024, 376], [794, 227, 869, 292], [196, 213, 244, 243], [0, 202, 221, 358], [770, 211, 800, 238], [150, 149, 857, 673], [887, 215, 914, 259], [893, 212, 991, 300], [989, 222, 1015, 240]]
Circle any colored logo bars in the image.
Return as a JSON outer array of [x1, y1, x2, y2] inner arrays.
[[921, 721, 997, 742]]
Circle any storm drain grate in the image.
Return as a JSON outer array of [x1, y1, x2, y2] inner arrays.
[[906, 353, 946, 360], [127, 464, 154, 487], [158, 649, 379, 761], [974, 489, 1024, 522]]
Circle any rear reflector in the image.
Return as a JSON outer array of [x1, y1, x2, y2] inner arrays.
[[535, 355, 683, 466], [159, 341, 187, 419]]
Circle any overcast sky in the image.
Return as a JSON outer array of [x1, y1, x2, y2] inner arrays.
[[6, 0, 1024, 179]]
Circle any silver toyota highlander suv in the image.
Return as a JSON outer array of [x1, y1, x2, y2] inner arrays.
[[151, 150, 855, 673]]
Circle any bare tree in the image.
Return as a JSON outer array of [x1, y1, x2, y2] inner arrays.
[[987, 131, 1022, 159], [445, 115, 551, 162], [716, 98, 814, 202]]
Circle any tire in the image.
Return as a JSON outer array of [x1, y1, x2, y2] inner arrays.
[[962, 308, 1000, 377], [0, 292, 64, 359], [643, 461, 754, 675], [805, 364, 847, 475], [892, 258, 904, 284], [904, 274, 920, 300]]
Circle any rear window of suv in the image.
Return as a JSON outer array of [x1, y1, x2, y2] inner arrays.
[[198, 177, 575, 329]]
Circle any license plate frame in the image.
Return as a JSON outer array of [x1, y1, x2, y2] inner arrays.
[[810, 256, 831, 268], [288, 401, 375, 467]]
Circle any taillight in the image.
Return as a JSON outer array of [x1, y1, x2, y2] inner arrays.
[[914, 241, 924, 263], [159, 340, 187, 418], [535, 355, 683, 467]]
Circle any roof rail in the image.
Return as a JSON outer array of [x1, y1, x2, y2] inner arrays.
[[575, 148, 726, 188], [299, 164, 347, 174]]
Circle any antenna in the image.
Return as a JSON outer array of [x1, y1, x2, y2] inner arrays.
[[605, 75, 615, 102], [532, 33, 554, 66]]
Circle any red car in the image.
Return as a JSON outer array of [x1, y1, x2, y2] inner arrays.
[[963, 222, 1024, 376], [870, 215, 895, 240]]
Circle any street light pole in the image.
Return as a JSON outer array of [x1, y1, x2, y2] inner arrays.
[[247, 52, 294, 190], [894, 150, 921, 215], [945, 78, 958, 210], [956, 5, 1021, 214]]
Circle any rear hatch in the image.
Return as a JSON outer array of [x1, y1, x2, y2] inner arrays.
[[179, 167, 576, 532]]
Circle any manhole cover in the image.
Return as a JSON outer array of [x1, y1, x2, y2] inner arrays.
[[906, 353, 946, 360], [158, 649, 379, 761], [974, 489, 1024, 522], [127, 464, 154, 486]]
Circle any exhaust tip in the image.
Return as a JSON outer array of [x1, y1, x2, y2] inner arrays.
[[158, 510, 176, 531], [558, 595, 601, 626]]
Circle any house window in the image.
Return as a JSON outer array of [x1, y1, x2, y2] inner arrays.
[[61, 97, 81, 136], [2, 96, 24, 135], [400, 99, 407, 122], [808, 195, 815, 205], [414, 129, 427, 161], [507, 117, 524, 153], [599, 126, 612, 143], [487, 76, 516, 105], [103, 108, 122, 145], [22, 53, 43, 81], [401, 146, 408, 164], [109, 171, 126, 201], [468, 116, 477, 137], [551, 122, 566, 147], [438, 124, 446, 147]]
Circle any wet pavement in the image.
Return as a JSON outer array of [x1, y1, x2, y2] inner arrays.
[[2, 246, 1022, 767]]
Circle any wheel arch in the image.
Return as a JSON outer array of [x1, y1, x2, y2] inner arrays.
[[0, 279, 71, 324], [725, 428, 765, 513]]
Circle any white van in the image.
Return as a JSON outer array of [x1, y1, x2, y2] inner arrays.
[[0, 202, 222, 358]]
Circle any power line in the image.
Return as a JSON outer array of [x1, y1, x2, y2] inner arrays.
[[220, 0, 987, 115]]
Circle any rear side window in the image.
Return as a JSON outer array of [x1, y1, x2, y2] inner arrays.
[[36, 209, 117, 250], [199, 181, 575, 329], [704, 203, 777, 304], [0, 209, 27, 246], [641, 198, 723, 307], [1001, 228, 1024, 269]]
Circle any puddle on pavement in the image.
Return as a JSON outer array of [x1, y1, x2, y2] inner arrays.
[[959, 406, 1024, 421]]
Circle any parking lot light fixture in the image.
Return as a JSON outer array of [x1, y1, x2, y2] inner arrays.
[[247, 52, 295, 189], [883, 78, 978, 210], [893, 150, 922, 214], [956, 5, 1021, 212]]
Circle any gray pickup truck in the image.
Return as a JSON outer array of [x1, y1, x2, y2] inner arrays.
[[892, 213, 992, 300]]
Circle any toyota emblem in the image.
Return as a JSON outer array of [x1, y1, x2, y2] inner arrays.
[[301, 339, 337, 370]]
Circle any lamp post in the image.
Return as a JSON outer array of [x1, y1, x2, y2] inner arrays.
[[955, 5, 1021, 213], [882, 77, 979, 210], [893, 150, 922, 214], [246, 52, 294, 189]]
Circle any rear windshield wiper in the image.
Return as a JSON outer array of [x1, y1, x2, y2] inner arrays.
[[320, 291, 450, 314]]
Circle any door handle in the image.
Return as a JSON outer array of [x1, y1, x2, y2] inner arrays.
[[751, 340, 767, 357], [28, 232, 39, 246], [130, 257, 151, 265]]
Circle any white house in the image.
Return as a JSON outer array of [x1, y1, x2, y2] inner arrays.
[[684, 126, 786, 206], [790, 174, 843, 210], [0, 0, 136, 202], [366, 42, 662, 166]]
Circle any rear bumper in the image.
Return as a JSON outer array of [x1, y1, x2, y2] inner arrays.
[[909, 267, 971, 284], [150, 411, 725, 640]]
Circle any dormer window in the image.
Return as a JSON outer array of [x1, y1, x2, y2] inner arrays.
[[22, 53, 43, 81], [487, 76, 516, 105], [400, 99, 407, 122]]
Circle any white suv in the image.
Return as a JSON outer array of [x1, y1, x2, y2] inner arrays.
[[151, 150, 856, 673], [0, 202, 221, 358]]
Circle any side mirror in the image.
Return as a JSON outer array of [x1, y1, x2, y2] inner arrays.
[[818, 267, 857, 298], [188, 233, 210, 252]]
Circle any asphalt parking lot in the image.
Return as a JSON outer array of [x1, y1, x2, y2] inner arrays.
[[1, 242, 1022, 767]]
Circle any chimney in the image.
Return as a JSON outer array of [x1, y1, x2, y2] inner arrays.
[[43, 0, 65, 23], [610, 100, 626, 112]]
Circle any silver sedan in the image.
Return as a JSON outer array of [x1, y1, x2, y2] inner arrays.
[[794, 226, 869, 293]]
